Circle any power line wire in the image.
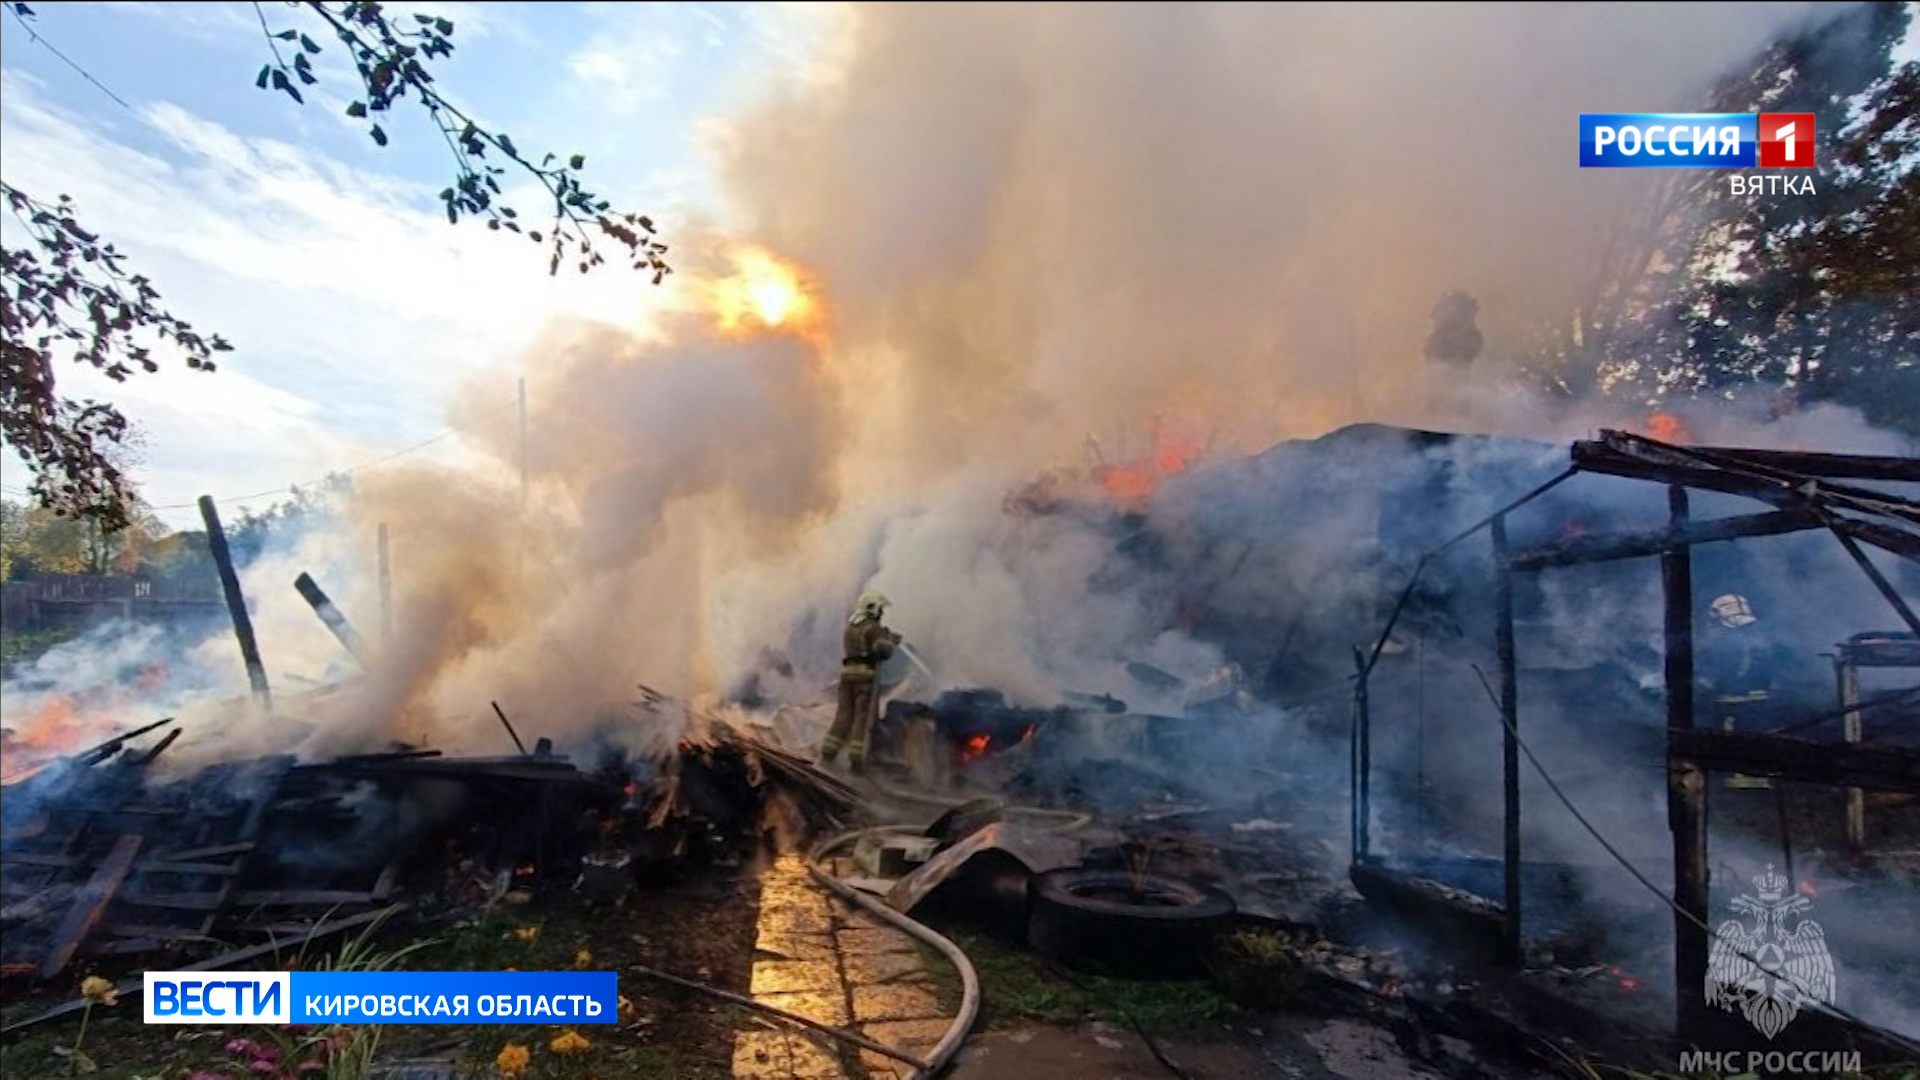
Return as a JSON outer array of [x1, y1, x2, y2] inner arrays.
[[145, 396, 519, 513], [3, 3, 135, 111]]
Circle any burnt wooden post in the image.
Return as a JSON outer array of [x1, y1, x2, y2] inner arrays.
[[1837, 654, 1866, 847], [294, 573, 371, 668], [199, 496, 271, 710], [1491, 513, 1522, 964], [1352, 645, 1373, 862], [1663, 485, 1709, 1037], [376, 523, 393, 647]]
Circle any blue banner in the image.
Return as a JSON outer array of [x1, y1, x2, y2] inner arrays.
[[288, 971, 619, 1024], [1579, 113, 1757, 168]]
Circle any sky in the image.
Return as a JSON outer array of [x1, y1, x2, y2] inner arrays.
[[1, 2, 1916, 532], [0, 0, 842, 528]]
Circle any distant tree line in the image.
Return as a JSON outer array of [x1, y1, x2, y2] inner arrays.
[[0, 472, 349, 583]]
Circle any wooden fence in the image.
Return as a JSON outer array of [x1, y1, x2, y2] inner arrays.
[[0, 576, 223, 634]]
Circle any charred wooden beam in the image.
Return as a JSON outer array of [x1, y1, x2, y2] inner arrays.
[[1827, 523, 1920, 637], [199, 496, 271, 709], [1588, 436, 1920, 482], [1662, 486, 1711, 1040], [41, 834, 143, 979], [492, 701, 531, 757], [294, 572, 372, 668], [1668, 728, 1920, 794], [1491, 514, 1522, 965], [1352, 645, 1372, 862], [233, 889, 385, 907], [1508, 508, 1825, 570], [1833, 517, 1920, 564], [147, 842, 256, 862], [70, 716, 178, 769], [1838, 636, 1920, 668], [1573, 436, 1920, 525]]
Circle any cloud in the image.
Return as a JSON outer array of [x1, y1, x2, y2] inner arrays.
[[564, 8, 694, 116], [0, 67, 667, 525]]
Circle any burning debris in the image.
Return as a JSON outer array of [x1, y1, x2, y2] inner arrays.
[[0, 693, 855, 1026]]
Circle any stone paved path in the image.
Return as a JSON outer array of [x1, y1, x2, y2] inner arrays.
[[732, 854, 957, 1080]]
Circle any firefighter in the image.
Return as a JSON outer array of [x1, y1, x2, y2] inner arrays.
[[1698, 593, 1776, 789], [820, 591, 903, 774]]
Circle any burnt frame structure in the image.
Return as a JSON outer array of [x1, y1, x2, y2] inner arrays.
[[1349, 428, 1920, 1039]]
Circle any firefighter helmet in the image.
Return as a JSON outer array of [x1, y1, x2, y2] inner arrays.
[[852, 591, 890, 623], [1710, 594, 1757, 629]]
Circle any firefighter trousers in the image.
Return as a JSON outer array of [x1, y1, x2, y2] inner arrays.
[[822, 673, 880, 770]]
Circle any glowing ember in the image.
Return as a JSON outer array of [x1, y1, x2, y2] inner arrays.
[[958, 732, 992, 765], [1645, 411, 1690, 444], [1799, 879, 1817, 898]]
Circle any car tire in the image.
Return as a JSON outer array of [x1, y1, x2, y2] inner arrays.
[[1026, 866, 1235, 980]]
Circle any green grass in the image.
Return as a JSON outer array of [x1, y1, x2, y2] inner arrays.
[[949, 929, 1237, 1032], [0, 627, 76, 672]]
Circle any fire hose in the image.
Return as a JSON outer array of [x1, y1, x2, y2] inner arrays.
[[807, 828, 983, 1080]]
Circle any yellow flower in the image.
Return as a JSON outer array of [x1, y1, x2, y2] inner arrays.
[[573, 948, 593, 969], [549, 1030, 592, 1055], [79, 976, 118, 1006], [495, 1043, 531, 1076], [511, 926, 540, 943]]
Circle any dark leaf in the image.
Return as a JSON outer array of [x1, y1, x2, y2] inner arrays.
[[569, 154, 585, 170], [370, 124, 388, 147], [435, 17, 453, 35], [346, 101, 368, 118], [300, 33, 321, 54], [256, 65, 272, 89], [274, 29, 297, 41]]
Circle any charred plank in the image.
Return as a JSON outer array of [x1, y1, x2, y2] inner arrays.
[[40, 834, 143, 980], [1668, 728, 1920, 794], [2, 904, 406, 1034], [1509, 508, 1825, 569]]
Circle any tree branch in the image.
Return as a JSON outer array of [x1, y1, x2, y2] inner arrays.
[[252, 1, 672, 281]]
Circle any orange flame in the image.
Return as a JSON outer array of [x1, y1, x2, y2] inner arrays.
[[1098, 423, 1208, 505], [0, 696, 118, 784], [958, 732, 992, 766], [700, 245, 825, 342], [1646, 411, 1690, 445]]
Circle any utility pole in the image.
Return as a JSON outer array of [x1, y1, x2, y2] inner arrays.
[[517, 377, 529, 504]]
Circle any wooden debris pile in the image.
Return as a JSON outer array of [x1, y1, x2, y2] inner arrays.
[[0, 694, 868, 1001]]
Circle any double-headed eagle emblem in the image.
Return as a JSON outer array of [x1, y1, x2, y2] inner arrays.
[[1706, 864, 1836, 1039]]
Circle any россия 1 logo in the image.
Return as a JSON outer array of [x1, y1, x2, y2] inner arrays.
[[1580, 113, 1816, 194]]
